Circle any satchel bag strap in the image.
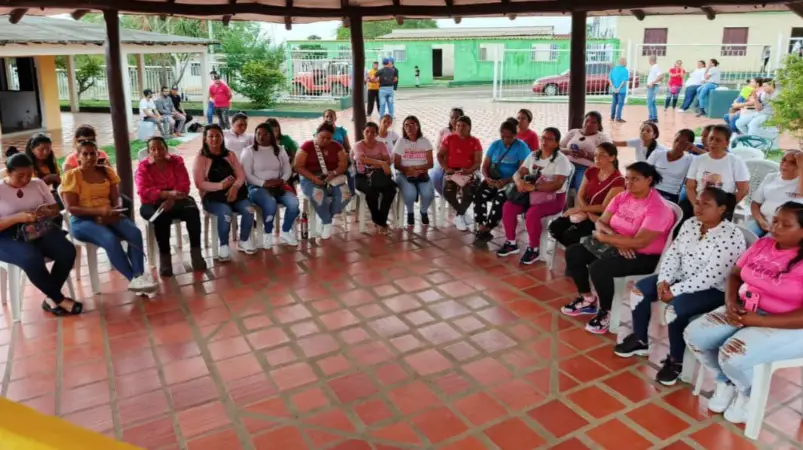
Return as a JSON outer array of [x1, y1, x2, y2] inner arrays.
[[313, 142, 329, 176], [588, 174, 623, 205]]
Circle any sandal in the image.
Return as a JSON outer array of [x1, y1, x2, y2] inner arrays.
[[56, 298, 84, 315], [41, 299, 66, 316]]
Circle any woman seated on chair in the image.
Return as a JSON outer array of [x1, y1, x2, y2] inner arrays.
[[515, 109, 539, 152], [497, 127, 572, 265], [615, 187, 744, 386], [23, 134, 62, 210], [613, 121, 666, 162], [647, 129, 695, 203], [393, 116, 435, 227], [438, 115, 482, 232], [265, 118, 299, 163], [223, 112, 253, 156], [193, 124, 256, 261], [295, 122, 351, 240], [0, 151, 78, 316], [430, 108, 464, 198], [735, 80, 777, 136], [549, 142, 624, 248], [560, 111, 612, 191], [681, 125, 750, 222], [684, 202, 803, 425], [135, 136, 206, 277], [61, 140, 158, 294], [472, 118, 531, 246], [241, 122, 299, 248], [560, 162, 675, 334], [352, 121, 396, 234], [377, 114, 400, 155], [748, 151, 803, 237]]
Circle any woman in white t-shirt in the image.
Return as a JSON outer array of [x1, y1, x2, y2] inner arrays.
[[223, 113, 253, 157], [498, 127, 573, 265], [377, 114, 400, 158], [560, 111, 611, 191], [679, 60, 707, 112], [646, 128, 695, 203], [748, 151, 803, 237], [613, 121, 666, 162], [736, 80, 778, 136], [682, 124, 750, 220], [393, 115, 435, 227], [696, 59, 722, 117]]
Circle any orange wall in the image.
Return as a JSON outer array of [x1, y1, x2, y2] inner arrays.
[[35, 55, 62, 130]]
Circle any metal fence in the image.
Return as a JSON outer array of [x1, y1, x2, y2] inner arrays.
[[282, 48, 386, 101]]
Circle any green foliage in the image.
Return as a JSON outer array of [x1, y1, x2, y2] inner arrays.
[[771, 55, 803, 137], [236, 62, 285, 109], [336, 19, 437, 40], [55, 55, 105, 99]]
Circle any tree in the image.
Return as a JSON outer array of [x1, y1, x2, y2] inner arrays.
[[55, 55, 105, 99], [217, 23, 286, 107], [770, 55, 803, 140], [336, 19, 437, 40]]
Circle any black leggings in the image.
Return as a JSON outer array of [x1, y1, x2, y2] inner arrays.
[[366, 90, 380, 116], [140, 199, 202, 253], [444, 177, 478, 216], [565, 243, 661, 311], [472, 180, 505, 230], [548, 217, 596, 248], [355, 174, 397, 227]]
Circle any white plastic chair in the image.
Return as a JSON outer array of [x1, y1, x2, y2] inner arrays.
[[356, 187, 404, 233], [136, 148, 184, 268], [62, 212, 103, 294], [608, 201, 683, 334], [298, 189, 352, 240], [743, 359, 803, 439], [0, 260, 77, 322], [252, 204, 283, 248], [733, 160, 779, 224], [537, 167, 574, 265], [731, 146, 765, 162], [203, 210, 247, 259]]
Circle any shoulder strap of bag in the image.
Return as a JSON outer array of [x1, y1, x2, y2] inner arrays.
[[313, 142, 329, 176], [588, 173, 623, 205], [495, 142, 515, 165]]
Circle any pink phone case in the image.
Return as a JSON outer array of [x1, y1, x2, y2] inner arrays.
[[738, 283, 759, 312]]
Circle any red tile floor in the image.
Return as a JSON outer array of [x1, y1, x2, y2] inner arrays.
[[1, 99, 802, 450]]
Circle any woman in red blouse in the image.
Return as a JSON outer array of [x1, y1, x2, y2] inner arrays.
[[664, 60, 686, 110], [437, 115, 483, 232], [136, 136, 206, 276]]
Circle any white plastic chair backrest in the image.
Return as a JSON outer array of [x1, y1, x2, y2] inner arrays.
[[137, 146, 180, 162], [737, 224, 760, 249], [653, 200, 684, 269], [744, 160, 780, 205], [731, 146, 765, 162]]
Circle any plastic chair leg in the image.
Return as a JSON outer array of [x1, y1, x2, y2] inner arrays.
[[693, 363, 706, 396], [203, 213, 211, 249], [358, 193, 368, 233], [74, 246, 82, 279], [86, 245, 101, 295], [745, 363, 773, 439], [66, 275, 77, 300], [680, 348, 697, 383], [9, 265, 21, 322], [146, 224, 157, 270], [0, 268, 7, 305], [174, 221, 183, 249], [210, 215, 219, 260], [609, 278, 626, 334]]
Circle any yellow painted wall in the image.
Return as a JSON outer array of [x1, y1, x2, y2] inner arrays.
[[34, 55, 62, 130]]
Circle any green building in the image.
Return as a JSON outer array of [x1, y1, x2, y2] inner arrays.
[[286, 27, 620, 88]]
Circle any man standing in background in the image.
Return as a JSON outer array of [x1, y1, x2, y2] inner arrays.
[[376, 58, 398, 118], [415, 66, 421, 87], [608, 57, 629, 123], [645, 55, 663, 123], [366, 61, 380, 118], [209, 73, 233, 129]]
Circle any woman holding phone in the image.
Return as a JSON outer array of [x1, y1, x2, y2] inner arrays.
[[61, 140, 158, 294]]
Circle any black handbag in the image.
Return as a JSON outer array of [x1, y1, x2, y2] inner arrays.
[[580, 235, 619, 259], [366, 168, 394, 190], [406, 173, 430, 184], [504, 182, 529, 206]]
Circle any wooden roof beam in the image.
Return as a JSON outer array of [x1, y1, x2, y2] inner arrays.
[[222, 14, 232, 25], [70, 8, 89, 20], [284, 0, 292, 30], [9, 8, 27, 23], [701, 6, 716, 19], [630, 8, 645, 20], [790, 2, 803, 18]]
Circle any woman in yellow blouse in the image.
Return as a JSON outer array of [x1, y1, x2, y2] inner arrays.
[[61, 140, 157, 294]]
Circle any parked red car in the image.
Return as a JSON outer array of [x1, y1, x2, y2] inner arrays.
[[532, 62, 639, 96], [291, 62, 352, 96]]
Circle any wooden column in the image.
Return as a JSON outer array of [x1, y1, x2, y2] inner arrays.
[[103, 10, 133, 204], [349, 14, 366, 141], [200, 50, 211, 119], [568, 11, 587, 130], [135, 53, 146, 94], [66, 55, 80, 113]]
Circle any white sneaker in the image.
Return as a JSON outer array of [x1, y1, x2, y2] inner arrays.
[[128, 274, 157, 292], [723, 392, 750, 424], [218, 245, 231, 261], [708, 381, 737, 413], [239, 239, 257, 255], [262, 234, 274, 249], [464, 210, 475, 225], [280, 231, 298, 246], [321, 224, 333, 240], [455, 215, 468, 231]]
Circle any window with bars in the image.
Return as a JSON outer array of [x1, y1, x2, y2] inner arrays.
[[381, 45, 407, 62], [531, 44, 559, 62], [721, 27, 749, 56], [642, 28, 668, 56]]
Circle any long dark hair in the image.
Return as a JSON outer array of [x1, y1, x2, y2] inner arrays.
[[253, 122, 280, 156], [5, 152, 33, 172], [265, 118, 284, 139], [200, 123, 230, 158], [626, 161, 663, 187], [402, 115, 422, 141], [447, 108, 464, 132], [24, 134, 57, 178], [701, 187, 737, 222], [536, 127, 561, 163], [778, 202, 803, 274], [597, 142, 619, 172], [641, 121, 660, 160]]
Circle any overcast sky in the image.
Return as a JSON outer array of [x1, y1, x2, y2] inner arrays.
[[262, 17, 575, 44]]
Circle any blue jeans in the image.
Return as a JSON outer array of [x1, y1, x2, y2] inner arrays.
[[430, 166, 445, 196], [206, 100, 215, 124], [632, 274, 724, 361], [247, 185, 299, 233], [70, 216, 145, 281], [0, 230, 76, 302], [685, 305, 803, 394], [646, 85, 659, 121], [378, 86, 395, 118], [395, 173, 435, 215], [679, 85, 700, 111], [724, 111, 740, 132], [202, 197, 254, 246], [610, 92, 625, 120], [697, 82, 718, 113], [299, 177, 349, 225], [745, 219, 768, 238], [569, 163, 587, 191]]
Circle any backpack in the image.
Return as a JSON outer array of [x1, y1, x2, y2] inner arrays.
[[378, 68, 395, 86]]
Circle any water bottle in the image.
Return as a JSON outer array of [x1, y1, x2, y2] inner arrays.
[[301, 211, 309, 240]]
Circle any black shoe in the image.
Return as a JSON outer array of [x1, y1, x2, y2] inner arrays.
[[696, 110, 706, 117], [473, 230, 493, 246], [496, 241, 519, 257], [421, 213, 430, 226], [614, 334, 649, 358], [407, 213, 414, 226], [520, 247, 539, 265], [656, 357, 683, 386]]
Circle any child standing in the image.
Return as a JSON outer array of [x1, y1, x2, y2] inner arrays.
[[414, 66, 421, 88]]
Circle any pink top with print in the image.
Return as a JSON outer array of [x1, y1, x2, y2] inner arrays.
[[604, 189, 675, 255], [737, 237, 803, 314]]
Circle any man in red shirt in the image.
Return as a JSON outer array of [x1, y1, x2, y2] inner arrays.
[[209, 74, 233, 130]]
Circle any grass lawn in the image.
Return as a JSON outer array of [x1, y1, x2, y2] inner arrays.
[[56, 138, 182, 166]]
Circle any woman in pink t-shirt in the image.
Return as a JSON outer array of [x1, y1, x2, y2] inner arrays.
[[352, 122, 396, 234], [560, 162, 675, 334], [664, 60, 686, 110], [685, 201, 803, 426]]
